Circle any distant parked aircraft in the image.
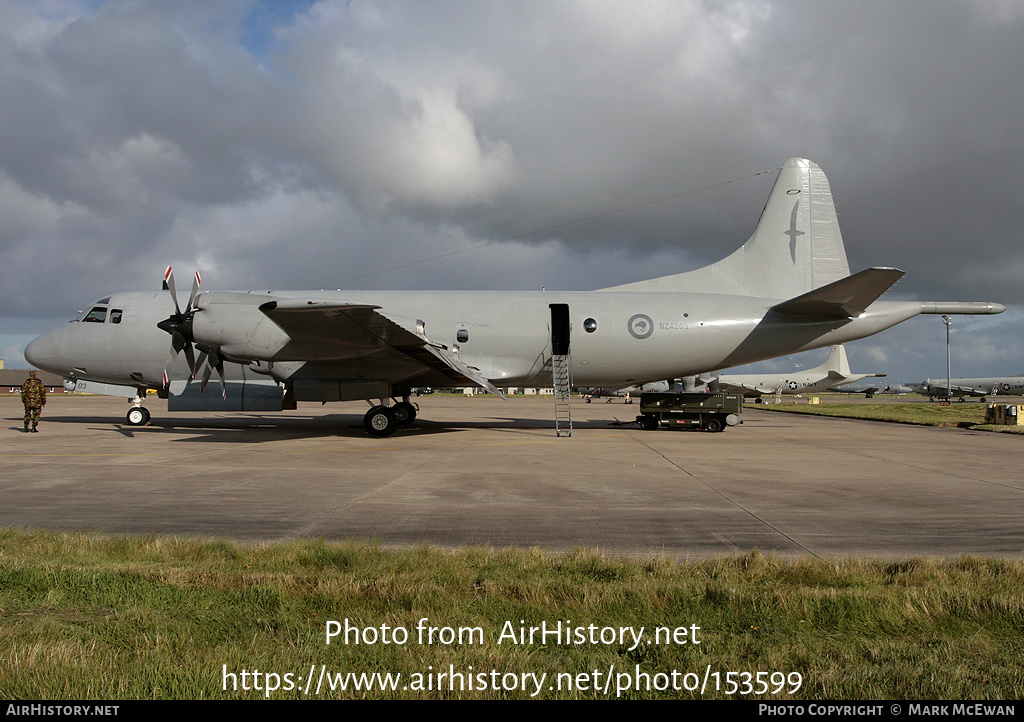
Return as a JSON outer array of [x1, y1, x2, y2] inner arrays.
[[715, 345, 883, 402], [913, 375, 1024, 402], [832, 381, 913, 398], [620, 345, 885, 401]]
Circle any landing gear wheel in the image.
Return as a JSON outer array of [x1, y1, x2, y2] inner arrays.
[[392, 401, 417, 426], [126, 407, 150, 426], [705, 417, 723, 433], [364, 406, 398, 438]]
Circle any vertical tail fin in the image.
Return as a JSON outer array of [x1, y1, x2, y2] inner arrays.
[[602, 158, 851, 298], [822, 345, 851, 377]]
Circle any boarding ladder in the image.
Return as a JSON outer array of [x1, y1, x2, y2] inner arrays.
[[552, 352, 573, 437]]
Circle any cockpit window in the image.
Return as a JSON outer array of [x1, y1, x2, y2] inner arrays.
[[82, 306, 107, 323], [109, 309, 123, 324], [75, 298, 113, 323]]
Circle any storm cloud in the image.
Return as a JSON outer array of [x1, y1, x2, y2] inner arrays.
[[1, 0, 1021, 380]]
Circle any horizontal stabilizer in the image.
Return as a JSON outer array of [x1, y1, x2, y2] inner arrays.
[[770, 268, 904, 318]]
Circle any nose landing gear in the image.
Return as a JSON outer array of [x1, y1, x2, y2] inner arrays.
[[126, 396, 151, 426]]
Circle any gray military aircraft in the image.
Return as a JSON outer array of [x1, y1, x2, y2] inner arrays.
[[619, 345, 884, 401], [714, 345, 884, 401], [913, 375, 1024, 402], [832, 381, 913, 398], [25, 158, 1005, 436]]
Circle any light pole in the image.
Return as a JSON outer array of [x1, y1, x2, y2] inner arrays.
[[942, 315, 952, 402]]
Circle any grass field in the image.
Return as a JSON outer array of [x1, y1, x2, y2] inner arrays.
[[1, 528, 1022, 700], [756, 400, 1024, 433]]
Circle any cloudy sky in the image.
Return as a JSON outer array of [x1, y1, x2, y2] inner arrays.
[[1, 0, 1022, 383]]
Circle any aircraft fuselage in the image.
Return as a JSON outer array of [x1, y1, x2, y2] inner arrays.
[[28, 287, 934, 392]]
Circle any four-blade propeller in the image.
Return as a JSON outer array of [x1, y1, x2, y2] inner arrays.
[[156, 266, 226, 398]]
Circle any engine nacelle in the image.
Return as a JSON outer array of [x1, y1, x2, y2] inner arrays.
[[192, 292, 291, 361]]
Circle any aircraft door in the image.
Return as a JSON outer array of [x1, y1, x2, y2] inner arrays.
[[550, 303, 570, 355]]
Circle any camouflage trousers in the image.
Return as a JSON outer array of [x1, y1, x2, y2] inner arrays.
[[23, 406, 41, 428]]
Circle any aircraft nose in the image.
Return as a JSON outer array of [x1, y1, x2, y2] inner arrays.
[[24, 329, 64, 372]]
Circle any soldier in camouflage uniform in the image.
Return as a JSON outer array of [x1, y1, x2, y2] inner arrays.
[[21, 370, 46, 433]]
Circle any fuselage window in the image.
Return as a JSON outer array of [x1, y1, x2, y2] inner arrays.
[[583, 318, 598, 333], [456, 329, 470, 343], [82, 307, 107, 323], [110, 309, 123, 324]]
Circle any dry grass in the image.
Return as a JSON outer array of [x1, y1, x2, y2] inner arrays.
[[1, 529, 1022, 699]]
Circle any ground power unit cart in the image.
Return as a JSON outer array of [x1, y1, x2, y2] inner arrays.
[[633, 392, 744, 432]]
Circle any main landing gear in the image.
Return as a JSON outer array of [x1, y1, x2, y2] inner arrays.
[[363, 398, 418, 438]]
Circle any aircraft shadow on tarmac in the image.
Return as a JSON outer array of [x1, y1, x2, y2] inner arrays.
[[26, 412, 632, 443]]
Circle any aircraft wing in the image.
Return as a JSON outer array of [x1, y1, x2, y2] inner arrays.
[[827, 371, 886, 382], [399, 334, 507, 399], [834, 382, 883, 394], [947, 384, 986, 397], [770, 268, 905, 318], [258, 300, 506, 398]]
